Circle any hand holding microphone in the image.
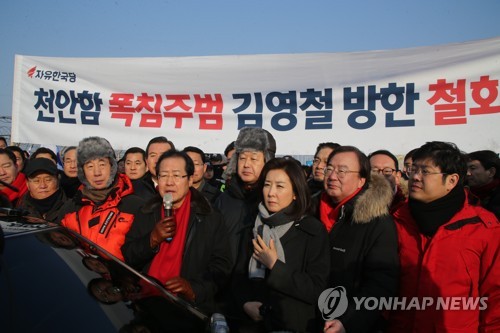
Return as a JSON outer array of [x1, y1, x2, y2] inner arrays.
[[163, 193, 174, 242], [149, 193, 176, 248]]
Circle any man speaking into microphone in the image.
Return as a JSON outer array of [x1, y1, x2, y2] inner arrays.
[[123, 150, 233, 313]]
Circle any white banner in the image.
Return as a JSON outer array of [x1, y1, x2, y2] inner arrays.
[[11, 37, 500, 155]]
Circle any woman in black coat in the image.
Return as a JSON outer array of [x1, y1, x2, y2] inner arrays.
[[240, 157, 330, 333]]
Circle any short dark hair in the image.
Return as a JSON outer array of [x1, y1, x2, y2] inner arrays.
[[0, 148, 17, 165], [258, 157, 311, 220], [0, 137, 7, 146], [368, 149, 399, 171], [31, 147, 57, 162], [314, 142, 340, 159], [467, 150, 500, 180], [224, 141, 235, 157], [123, 147, 146, 162], [412, 141, 468, 185], [6, 146, 26, 164], [327, 146, 371, 181], [404, 148, 419, 162], [156, 150, 194, 178], [145, 136, 175, 155], [182, 146, 206, 164]]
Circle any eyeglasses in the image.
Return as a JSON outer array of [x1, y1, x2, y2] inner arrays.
[[371, 167, 396, 176], [408, 166, 447, 177], [157, 173, 188, 183], [312, 158, 327, 165], [324, 167, 360, 179]]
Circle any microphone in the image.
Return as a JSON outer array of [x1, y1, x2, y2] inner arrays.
[[163, 193, 174, 242], [210, 313, 229, 333]]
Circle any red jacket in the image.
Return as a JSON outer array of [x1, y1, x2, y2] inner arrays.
[[389, 194, 500, 333], [61, 174, 138, 261]]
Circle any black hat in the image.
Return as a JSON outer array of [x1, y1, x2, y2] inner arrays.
[[24, 158, 58, 178]]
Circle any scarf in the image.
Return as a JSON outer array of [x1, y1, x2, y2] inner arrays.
[[469, 178, 500, 201], [81, 177, 118, 204], [248, 202, 296, 279], [60, 173, 81, 198], [319, 187, 363, 232], [228, 175, 260, 202], [390, 185, 407, 214], [148, 190, 192, 284], [409, 184, 465, 237], [27, 189, 62, 214], [0, 172, 28, 205]]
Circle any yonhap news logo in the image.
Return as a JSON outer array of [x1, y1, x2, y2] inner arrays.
[[318, 286, 489, 319], [318, 286, 349, 320]]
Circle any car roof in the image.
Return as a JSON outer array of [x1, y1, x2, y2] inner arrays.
[[0, 213, 210, 332]]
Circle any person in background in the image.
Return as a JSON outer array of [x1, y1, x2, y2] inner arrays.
[[223, 141, 236, 171], [388, 142, 500, 332], [402, 148, 418, 181], [134, 136, 175, 200], [0, 137, 7, 149], [183, 146, 221, 204], [466, 149, 500, 219], [123, 147, 148, 181], [17, 158, 66, 222], [122, 150, 233, 315], [240, 157, 330, 332], [117, 157, 125, 174], [59, 146, 81, 199], [218, 141, 236, 192], [0, 148, 28, 207], [308, 142, 340, 198], [30, 147, 58, 164], [6, 146, 27, 173], [368, 149, 407, 213], [319, 146, 399, 333], [203, 163, 215, 184], [58, 137, 152, 261]]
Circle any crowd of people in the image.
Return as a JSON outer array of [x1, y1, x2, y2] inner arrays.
[[0, 130, 499, 333]]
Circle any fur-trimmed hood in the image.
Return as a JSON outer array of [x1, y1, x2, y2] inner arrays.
[[351, 173, 394, 224]]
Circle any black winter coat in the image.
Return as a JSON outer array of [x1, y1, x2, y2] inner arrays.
[[241, 215, 330, 333], [122, 188, 233, 314], [315, 174, 400, 333]]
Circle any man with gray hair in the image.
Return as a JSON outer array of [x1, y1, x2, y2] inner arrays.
[[57, 136, 154, 262]]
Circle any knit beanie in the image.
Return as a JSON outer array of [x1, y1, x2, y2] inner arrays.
[[226, 127, 276, 175], [77, 137, 117, 189]]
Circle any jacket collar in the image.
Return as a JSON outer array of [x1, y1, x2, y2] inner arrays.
[[350, 173, 393, 224]]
